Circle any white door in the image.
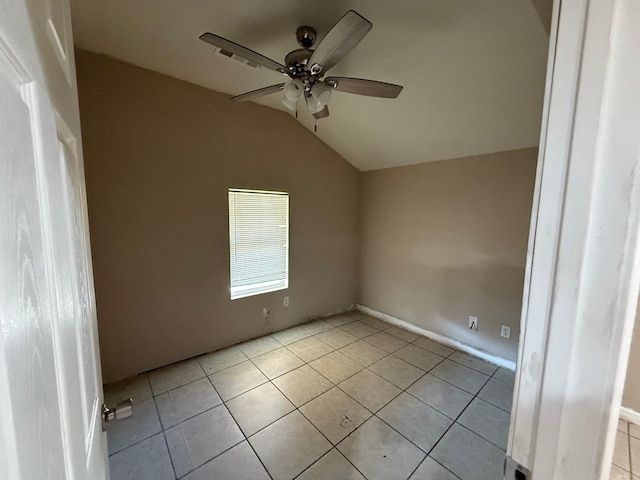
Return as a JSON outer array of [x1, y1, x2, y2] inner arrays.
[[0, 0, 108, 479]]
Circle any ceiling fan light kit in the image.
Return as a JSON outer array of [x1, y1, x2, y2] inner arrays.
[[304, 91, 323, 114], [281, 95, 297, 112], [283, 79, 304, 101], [311, 83, 332, 105], [199, 10, 403, 120]]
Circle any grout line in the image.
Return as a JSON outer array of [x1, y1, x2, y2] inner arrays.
[[110, 335, 487, 455], [248, 372, 349, 478], [399, 373, 499, 480], [307, 350, 390, 386], [106, 316, 513, 479], [105, 398, 165, 458], [251, 327, 397, 478], [165, 403, 244, 478], [332, 368, 401, 416], [628, 427, 634, 478], [192, 375, 275, 479], [348, 363, 455, 476], [285, 391, 370, 479], [304, 338, 444, 475], [113, 361, 500, 463], [244, 438, 275, 480], [405, 368, 499, 480], [106, 431, 157, 458], [153, 396, 178, 480], [293, 446, 367, 480], [430, 457, 464, 480], [455, 416, 509, 453], [112, 352, 439, 478], [408, 455, 463, 480], [290, 331, 465, 479], [438, 373, 501, 445], [470, 394, 512, 415], [211, 378, 275, 480], [115, 376, 255, 479]]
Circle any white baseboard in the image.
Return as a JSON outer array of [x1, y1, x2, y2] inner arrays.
[[356, 304, 517, 372], [620, 406, 640, 426]]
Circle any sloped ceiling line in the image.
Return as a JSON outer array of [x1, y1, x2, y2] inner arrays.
[[71, 0, 549, 171]]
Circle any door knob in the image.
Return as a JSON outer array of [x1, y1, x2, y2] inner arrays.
[[102, 398, 133, 430]]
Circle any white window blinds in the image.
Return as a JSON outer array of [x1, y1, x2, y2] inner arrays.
[[228, 189, 289, 300]]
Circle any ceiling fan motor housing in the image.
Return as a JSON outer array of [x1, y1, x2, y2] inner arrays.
[[285, 26, 318, 74], [284, 48, 313, 71]]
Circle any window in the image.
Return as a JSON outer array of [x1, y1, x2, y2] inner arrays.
[[228, 189, 289, 300]]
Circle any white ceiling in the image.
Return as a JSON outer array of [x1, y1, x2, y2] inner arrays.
[[70, 0, 549, 171]]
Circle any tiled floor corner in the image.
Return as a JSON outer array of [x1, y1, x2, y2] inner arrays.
[[105, 311, 517, 480], [613, 418, 640, 480]]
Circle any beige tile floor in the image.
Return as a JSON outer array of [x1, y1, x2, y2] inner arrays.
[[612, 420, 640, 480], [105, 311, 516, 480]]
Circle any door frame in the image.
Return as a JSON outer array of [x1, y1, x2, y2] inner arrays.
[[508, 0, 640, 478]]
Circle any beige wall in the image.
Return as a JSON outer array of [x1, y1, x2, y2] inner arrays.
[[76, 51, 360, 383], [531, 0, 553, 34], [359, 149, 537, 361], [623, 304, 640, 411]]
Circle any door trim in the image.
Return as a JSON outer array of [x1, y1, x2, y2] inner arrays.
[[508, 0, 640, 478]]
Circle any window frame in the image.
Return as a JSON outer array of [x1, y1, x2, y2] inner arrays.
[[228, 188, 289, 300]]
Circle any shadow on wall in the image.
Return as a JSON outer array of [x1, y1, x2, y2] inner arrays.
[[362, 250, 526, 361], [358, 147, 538, 362]]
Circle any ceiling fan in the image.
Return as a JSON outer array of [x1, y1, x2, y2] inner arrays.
[[199, 10, 403, 120]]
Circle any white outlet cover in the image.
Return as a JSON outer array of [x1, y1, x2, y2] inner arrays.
[[283, 296, 289, 307], [501, 325, 512, 339], [469, 316, 479, 330]]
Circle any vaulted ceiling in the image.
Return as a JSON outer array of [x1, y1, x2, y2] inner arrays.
[[70, 0, 549, 171]]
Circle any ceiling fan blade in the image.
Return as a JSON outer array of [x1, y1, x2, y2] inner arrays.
[[308, 10, 372, 75], [324, 77, 403, 98], [199, 33, 291, 75], [231, 84, 285, 102], [312, 105, 330, 120]]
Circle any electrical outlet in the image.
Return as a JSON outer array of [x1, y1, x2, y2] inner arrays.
[[262, 307, 270, 319], [469, 316, 478, 331], [501, 325, 511, 339], [283, 296, 289, 307]]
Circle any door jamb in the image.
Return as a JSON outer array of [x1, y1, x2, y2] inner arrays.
[[508, 0, 640, 478]]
